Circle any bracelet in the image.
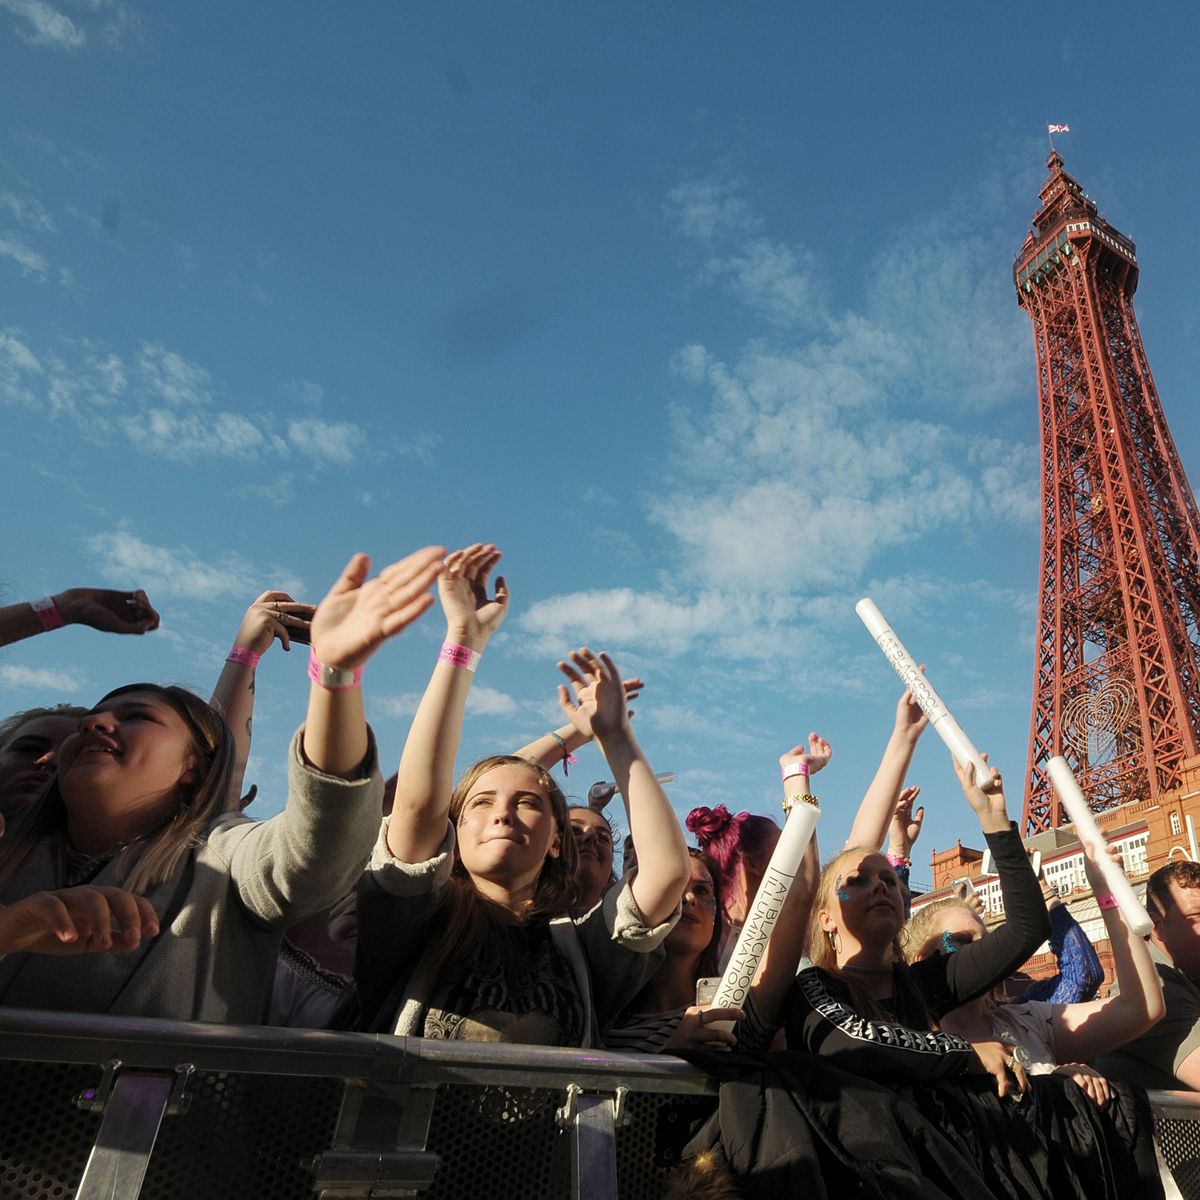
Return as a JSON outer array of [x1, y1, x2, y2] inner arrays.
[[886, 853, 910, 869], [782, 761, 810, 781], [548, 730, 578, 776], [783, 791, 819, 814], [1096, 893, 1118, 910], [307, 645, 363, 691], [227, 645, 262, 669], [439, 641, 481, 672], [30, 596, 65, 632]]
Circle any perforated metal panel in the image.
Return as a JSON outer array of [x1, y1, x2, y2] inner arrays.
[[1156, 1114, 1200, 1199]]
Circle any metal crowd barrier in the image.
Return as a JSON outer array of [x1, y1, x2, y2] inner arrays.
[[0, 1008, 1197, 1200]]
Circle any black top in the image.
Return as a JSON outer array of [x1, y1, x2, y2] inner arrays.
[[785, 825, 1050, 1083]]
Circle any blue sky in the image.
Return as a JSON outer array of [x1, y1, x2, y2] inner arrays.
[[2, 2, 1199, 884]]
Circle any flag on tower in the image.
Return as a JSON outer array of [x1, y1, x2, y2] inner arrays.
[[1048, 124, 1071, 134]]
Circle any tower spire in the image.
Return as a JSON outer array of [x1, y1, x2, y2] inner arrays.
[[1016, 159, 1200, 831]]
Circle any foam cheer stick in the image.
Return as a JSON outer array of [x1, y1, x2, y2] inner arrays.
[[1046, 756, 1153, 936], [707, 795, 821, 1029], [855, 598, 989, 777]]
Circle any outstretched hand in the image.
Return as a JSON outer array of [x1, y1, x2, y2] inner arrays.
[[0, 886, 159, 956], [557, 648, 630, 742], [888, 786, 925, 858], [778, 732, 832, 776], [439, 544, 509, 643], [953, 755, 1010, 834], [234, 590, 315, 655], [310, 547, 445, 670], [894, 683, 930, 742], [55, 588, 159, 635], [1082, 840, 1123, 893]]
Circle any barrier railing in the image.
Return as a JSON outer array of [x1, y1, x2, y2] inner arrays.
[[0, 1008, 1196, 1199]]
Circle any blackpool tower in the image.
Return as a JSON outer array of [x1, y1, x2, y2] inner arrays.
[[1017, 151, 1200, 835]]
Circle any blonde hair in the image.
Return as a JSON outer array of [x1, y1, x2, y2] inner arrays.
[[901, 898, 984, 965], [0, 685, 234, 895]]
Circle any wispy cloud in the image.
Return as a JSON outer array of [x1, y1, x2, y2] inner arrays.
[[376, 683, 524, 722], [0, 0, 84, 49], [0, 663, 86, 691], [83, 528, 304, 602], [0, 0, 140, 50], [0, 190, 57, 233], [287, 417, 367, 465], [0, 234, 49, 277]]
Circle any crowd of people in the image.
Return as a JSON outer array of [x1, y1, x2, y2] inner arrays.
[[0, 547, 1193, 1198]]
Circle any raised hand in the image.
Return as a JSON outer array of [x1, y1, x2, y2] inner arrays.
[[557, 649, 630, 742], [310, 547, 445, 670], [894, 682, 930, 743], [55, 588, 159, 635], [888, 786, 925, 858], [233, 590, 315, 655], [778, 732, 833, 776], [438, 544, 509, 643], [0, 886, 159, 956], [953, 754, 1010, 834], [1082, 840, 1123, 892]]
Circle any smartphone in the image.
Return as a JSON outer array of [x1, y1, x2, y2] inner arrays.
[[695, 977, 720, 1007]]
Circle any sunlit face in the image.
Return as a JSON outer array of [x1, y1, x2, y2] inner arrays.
[[820, 852, 905, 950], [666, 859, 718, 959], [918, 907, 987, 961], [569, 808, 614, 908], [56, 691, 197, 813], [455, 763, 561, 887], [0, 714, 79, 810], [1156, 881, 1200, 980]]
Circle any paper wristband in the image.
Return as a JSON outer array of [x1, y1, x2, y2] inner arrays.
[[307, 645, 363, 690], [30, 596, 65, 632], [1096, 894, 1118, 911], [782, 761, 810, 781], [439, 642, 481, 672], [227, 645, 262, 669]]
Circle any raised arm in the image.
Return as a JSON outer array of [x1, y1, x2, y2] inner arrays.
[[210, 590, 315, 807], [845, 687, 928, 850], [386, 544, 509, 863], [745, 736, 828, 1030], [512, 678, 642, 774], [557, 648, 688, 926], [0, 588, 159, 649], [1050, 843, 1165, 1063], [304, 547, 445, 779]]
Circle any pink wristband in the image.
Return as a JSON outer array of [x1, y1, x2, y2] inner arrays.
[[887, 853, 910, 869], [227, 645, 262, 669], [1096, 893, 1118, 910], [30, 596, 65, 632], [307, 645, 363, 691], [782, 761, 810, 781], [439, 641, 481, 672]]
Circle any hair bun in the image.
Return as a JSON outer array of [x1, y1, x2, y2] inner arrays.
[[686, 804, 732, 843]]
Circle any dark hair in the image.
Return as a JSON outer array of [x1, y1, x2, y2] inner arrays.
[[568, 804, 618, 894], [0, 684, 234, 894], [686, 847, 725, 982], [1146, 860, 1200, 919], [686, 804, 781, 920], [425, 755, 581, 980]]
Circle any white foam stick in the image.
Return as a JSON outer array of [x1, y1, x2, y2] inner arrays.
[[1046, 756, 1153, 936], [855, 598, 989, 778], [707, 799, 821, 1030]]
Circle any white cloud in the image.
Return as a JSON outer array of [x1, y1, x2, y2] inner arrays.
[[0, 190, 56, 233], [84, 529, 304, 602], [376, 684, 523, 722], [0, 0, 85, 48], [287, 417, 367, 465], [123, 408, 272, 460], [0, 664, 86, 691], [376, 692, 420, 720], [0, 234, 49, 276], [137, 343, 214, 409]]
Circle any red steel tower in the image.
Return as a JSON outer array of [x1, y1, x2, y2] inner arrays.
[[1017, 151, 1200, 834]]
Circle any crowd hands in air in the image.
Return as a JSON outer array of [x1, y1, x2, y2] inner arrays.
[[0, 546, 1186, 1193]]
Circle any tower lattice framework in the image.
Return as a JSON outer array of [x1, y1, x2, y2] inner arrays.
[[1017, 151, 1200, 834]]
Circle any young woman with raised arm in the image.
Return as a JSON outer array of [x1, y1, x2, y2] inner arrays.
[[904, 841, 1164, 1106], [0, 546, 444, 1023], [353, 543, 691, 1044]]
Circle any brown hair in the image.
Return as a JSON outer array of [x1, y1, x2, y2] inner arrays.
[[0, 704, 89, 754], [425, 755, 581, 980], [1146, 860, 1200, 920], [0, 685, 234, 895]]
